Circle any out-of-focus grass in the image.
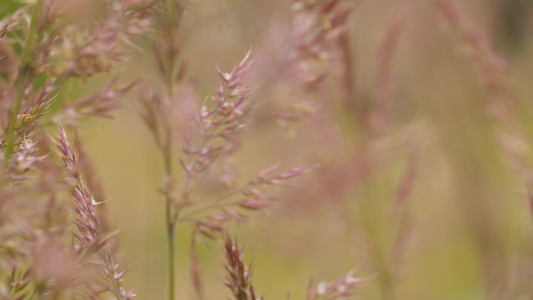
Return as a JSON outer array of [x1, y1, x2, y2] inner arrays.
[[0, 1, 23, 18], [4, 0, 530, 299]]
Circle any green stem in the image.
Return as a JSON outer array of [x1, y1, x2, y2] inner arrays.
[[164, 149, 176, 300], [161, 2, 186, 299], [167, 217, 175, 300], [163, 2, 176, 295]]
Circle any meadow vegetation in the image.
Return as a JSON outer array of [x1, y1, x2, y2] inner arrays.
[[0, 0, 532, 299]]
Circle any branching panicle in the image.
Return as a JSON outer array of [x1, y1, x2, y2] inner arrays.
[[56, 126, 135, 299]]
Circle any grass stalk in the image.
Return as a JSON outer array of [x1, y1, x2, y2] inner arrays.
[[160, 3, 186, 298], [164, 148, 176, 300]]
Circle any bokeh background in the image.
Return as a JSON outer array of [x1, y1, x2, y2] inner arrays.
[[3, 0, 533, 299]]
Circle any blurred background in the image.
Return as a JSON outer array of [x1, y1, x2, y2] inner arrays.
[[3, 0, 533, 299]]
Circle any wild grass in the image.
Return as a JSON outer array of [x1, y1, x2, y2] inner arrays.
[[1, 0, 533, 299]]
